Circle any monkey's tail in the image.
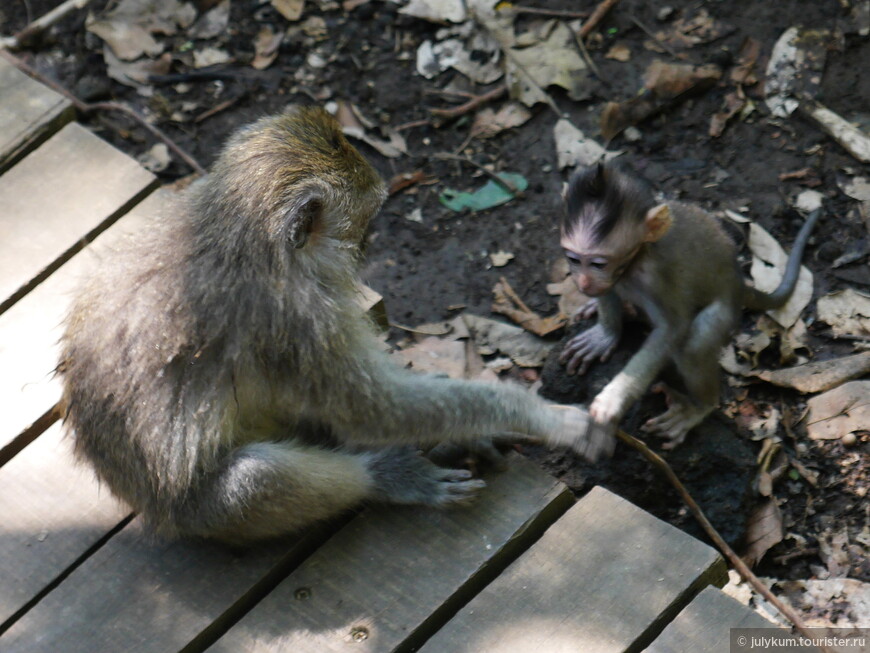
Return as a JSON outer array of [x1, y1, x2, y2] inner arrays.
[[742, 207, 821, 311]]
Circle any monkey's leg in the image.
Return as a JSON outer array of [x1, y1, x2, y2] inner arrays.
[[641, 301, 735, 448], [176, 442, 483, 543]]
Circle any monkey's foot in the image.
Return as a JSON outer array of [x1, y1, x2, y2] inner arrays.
[[368, 447, 486, 507], [640, 383, 711, 449]]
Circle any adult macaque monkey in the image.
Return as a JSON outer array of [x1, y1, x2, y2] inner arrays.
[[60, 106, 603, 545], [559, 162, 819, 450]]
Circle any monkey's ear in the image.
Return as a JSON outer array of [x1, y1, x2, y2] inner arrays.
[[643, 204, 672, 242], [286, 195, 323, 249]]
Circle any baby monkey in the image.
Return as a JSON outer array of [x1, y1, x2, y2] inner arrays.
[[559, 162, 819, 449], [60, 106, 602, 545]]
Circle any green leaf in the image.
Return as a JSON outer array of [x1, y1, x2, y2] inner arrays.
[[439, 172, 528, 212]]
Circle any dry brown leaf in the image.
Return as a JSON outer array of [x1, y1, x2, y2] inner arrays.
[[754, 351, 870, 394], [817, 289, 870, 337], [462, 314, 553, 367], [272, 0, 304, 21], [709, 89, 746, 138], [605, 43, 631, 62], [193, 46, 232, 68], [601, 61, 721, 139], [334, 100, 408, 158], [748, 221, 814, 328], [731, 37, 761, 85], [189, 0, 229, 39], [86, 0, 196, 61], [104, 49, 172, 87], [251, 26, 283, 70], [393, 321, 454, 337], [820, 529, 851, 578], [651, 9, 734, 51], [471, 102, 532, 140], [734, 329, 772, 368], [743, 498, 784, 567], [489, 251, 514, 267], [388, 170, 429, 196], [492, 278, 566, 337], [806, 380, 870, 440]]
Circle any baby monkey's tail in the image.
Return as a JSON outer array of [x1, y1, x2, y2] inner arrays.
[[742, 207, 821, 311]]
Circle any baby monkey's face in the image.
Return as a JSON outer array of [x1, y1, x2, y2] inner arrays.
[[560, 221, 645, 297]]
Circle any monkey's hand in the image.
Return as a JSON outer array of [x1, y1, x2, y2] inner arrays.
[[368, 446, 486, 507], [550, 405, 614, 462], [571, 298, 599, 323], [559, 324, 620, 376], [584, 385, 625, 459]]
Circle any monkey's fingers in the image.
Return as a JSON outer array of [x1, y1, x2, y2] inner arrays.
[[599, 341, 618, 364], [437, 474, 487, 506], [563, 345, 596, 375], [573, 299, 599, 322]]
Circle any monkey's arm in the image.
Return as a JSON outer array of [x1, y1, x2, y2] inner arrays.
[[589, 306, 686, 428], [559, 292, 623, 375], [310, 353, 609, 462]]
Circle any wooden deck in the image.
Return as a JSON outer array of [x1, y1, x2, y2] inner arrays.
[[0, 60, 775, 652]]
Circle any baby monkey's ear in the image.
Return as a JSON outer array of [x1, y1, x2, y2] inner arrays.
[[286, 193, 323, 249], [643, 204, 672, 243]]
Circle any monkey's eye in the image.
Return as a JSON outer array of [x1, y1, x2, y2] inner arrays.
[[564, 251, 582, 265], [589, 259, 608, 270]]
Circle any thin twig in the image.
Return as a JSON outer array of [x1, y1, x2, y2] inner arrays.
[[628, 14, 682, 60], [433, 152, 520, 196], [497, 276, 533, 314], [510, 6, 589, 20], [395, 119, 431, 132], [194, 96, 241, 124], [424, 88, 477, 100], [572, 28, 605, 85], [429, 85, 507, 120], [578, 0, 622, 39], [0, 50, 206, 176], [614, 428, 833, 652], [1, 0, 94, 50]]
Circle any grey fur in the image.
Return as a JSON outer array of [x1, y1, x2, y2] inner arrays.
[[59, 106, 596, 545]]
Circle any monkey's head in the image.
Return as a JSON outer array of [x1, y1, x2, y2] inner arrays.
[[199, 105, 387, 264], [560, 162, 672, 296]]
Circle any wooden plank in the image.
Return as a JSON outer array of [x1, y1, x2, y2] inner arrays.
[[0, 57, 73, 173], [420, 486, 728, 653], [0, 121, 156, 312], [0, 517, 332, 653], [208, 455, 573, 653], [0, 188, 167, 456], [0, 422, 130, 628], [646, 586, 779, 653]]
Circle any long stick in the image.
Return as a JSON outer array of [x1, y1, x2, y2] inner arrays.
[[614, 428, 833, 652], [579, 0, 623, 39], [1, 0, 94, 50], [0, 51, 205, 176]]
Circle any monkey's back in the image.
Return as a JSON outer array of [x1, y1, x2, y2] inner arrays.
[[648, 201, 743, 316], [58, 202, 243, 526]]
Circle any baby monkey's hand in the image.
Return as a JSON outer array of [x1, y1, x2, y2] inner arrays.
[[559, 324, 620, 376]]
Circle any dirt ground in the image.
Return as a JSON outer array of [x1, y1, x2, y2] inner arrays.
[[3, 0, 868, 609]]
